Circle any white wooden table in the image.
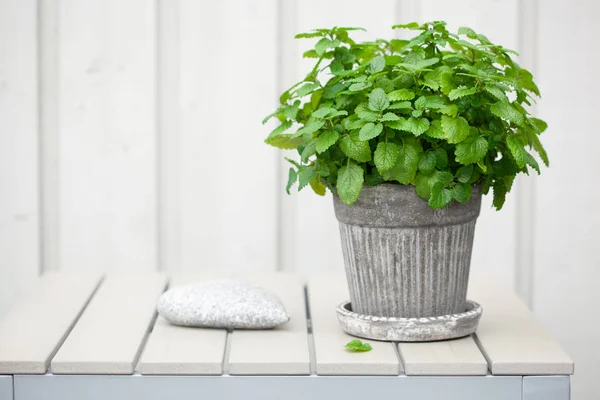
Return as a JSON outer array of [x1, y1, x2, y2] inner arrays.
[[0, 271, 573, 400]]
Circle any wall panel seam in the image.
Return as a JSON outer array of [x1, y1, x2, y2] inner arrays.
[[514, 0, 538, 309], [276, 0, 297, 272], [156, 0, 181, 272], [37, 0, 60, 274]]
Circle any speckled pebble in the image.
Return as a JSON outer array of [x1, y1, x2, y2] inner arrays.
[[157, 279, 290, 329]]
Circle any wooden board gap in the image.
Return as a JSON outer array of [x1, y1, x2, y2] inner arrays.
[[394, 343, 406, 375], [222, 330, 233, 375], [44, 275, 106, 373]]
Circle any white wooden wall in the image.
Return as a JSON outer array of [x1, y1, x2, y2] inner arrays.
[[0, 0, 598, 398]]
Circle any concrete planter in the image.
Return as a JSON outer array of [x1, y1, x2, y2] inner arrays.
[[333, 183, 482, 318]]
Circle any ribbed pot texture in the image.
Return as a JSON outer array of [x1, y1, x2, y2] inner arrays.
[[333, 183, 482, 318]]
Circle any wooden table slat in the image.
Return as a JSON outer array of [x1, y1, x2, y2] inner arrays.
[[0, 271, 102, 374], [308, 275, 401, 376], [51, 273, 167, 375], [398, 336, 488, 375], [227, 273, 310, 375], [469, 275, 574, 375], [138, 276, 227, 375]]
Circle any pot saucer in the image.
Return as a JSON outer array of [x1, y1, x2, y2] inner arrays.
[[336, 300, 482, 342]]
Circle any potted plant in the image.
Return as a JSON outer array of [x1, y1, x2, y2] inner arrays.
[[264, 22, 547, 322]]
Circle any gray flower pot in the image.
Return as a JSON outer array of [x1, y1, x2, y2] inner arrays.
[[333, 183, 482, 318]]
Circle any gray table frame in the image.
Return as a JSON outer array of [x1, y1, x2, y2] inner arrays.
[[7, 373, 570, 400]]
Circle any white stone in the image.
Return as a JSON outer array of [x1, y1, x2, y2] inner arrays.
[[156, 280, 290, 329]]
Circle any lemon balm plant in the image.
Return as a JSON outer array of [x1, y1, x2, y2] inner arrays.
[[263, 22, 549, 332], [264, 21, 548, 210]]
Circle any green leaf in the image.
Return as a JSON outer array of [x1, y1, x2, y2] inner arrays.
[[388, 89, 415, 101], [301, 140, 317, 161], [415, 95, 446, 110], [490, 102, 525, 126], [526, 152, 540, 174], [337, 163, 364, 205], [355, 103, 379, 122], [369, 55, 386, 73], [415, 173, 433, 199], [265, 134, 303, 149], [425, 119, 446, 139], [295, 82, 320, 97], [435, 148, 448, 168], [448, 86, 478, 100], [429, 182, 452, 209], [456, 165, 474, 183], [359, 122, 383, 141], [458, 26, 477, 38], [418, 151, 437, 175], [530, 117, 548, 133], [380, 112, 400, 122], [285, 157, 300, 168], [374, 142, 400, 174], [484, 84, 508, 102], [316, 130, 340, 154], [439, 104, 459, 117], [392, 22, 423, 30], [368, 88, 389, 112], [295, 31, 324, 39], [267, 120, 292, 139], [506, 135, 527, 168], [312, 107, 332, 119], [298, 168, 317, 190], [292, 120, 324, 138], [349, 81, 372, 92], [345, 339, 372, 352], [315, 37, 336, 55], [340, 132, 372, 162], [492, 179, 507, 210], [440, 71, 456, 94], [286, 168, 297, 194], [451, 183, 472, 203], [455, 136, 488, 164], [387, 101, 412, 111], [346, 118, 367, 130], [423, 66, 452, 91], [530, 133, 549, 166], [405, 117, 430, 137], [309, 176, 327, 196], [441, 115, 470, 144], [302, 49, 319, 58], [383, 141, 421, 184]]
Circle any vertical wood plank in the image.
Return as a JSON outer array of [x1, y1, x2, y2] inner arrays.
[[279, 0, 397, 274], [398, 337, 488, 376], [139, 275, 227, 375], [308, 274, 400, 376], [157, 0, 181, 272], [39, 0, 61, 272], [227, 273, 310, 375], [533, 1, 600, 398], [177, 0, 278, 273], [0, 271, 102, 374], [58, 0, 158, 271], [417, 0, 521, 288], [0, 0, 40, 317], [469, 274, 573, 375], [51, 272, 167, 374]]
